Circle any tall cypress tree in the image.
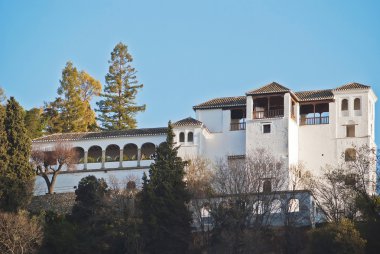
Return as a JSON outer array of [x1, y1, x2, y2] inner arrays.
[[0, 97, 34, 211], [4, 97, 33, 180], [97, 42, 146, 130], [0, 105, 8, 173], [140, 122, 192, 253]]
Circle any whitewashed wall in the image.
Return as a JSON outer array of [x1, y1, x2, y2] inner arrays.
[[34, 168, 149, 195]]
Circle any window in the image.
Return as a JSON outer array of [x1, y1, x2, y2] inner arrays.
[[263, 124, 271, 133], [345, 148, 356, 161], [345, 174, 357, 186], [346, 125, 355, 137], [253, 201, 264, 215], [354, 98, 360, 110], [187, 132, 193, 142], [200, 205, 212, 226], [288, 199, 299, 213], [179, 132, 185, 142], [263, 180, 271, 193], [341, 99, 348, 111], [271, 199, 282, 213]]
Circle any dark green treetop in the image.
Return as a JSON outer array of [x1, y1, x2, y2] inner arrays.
[[0, 105, 8, 173], [24, 107, 44, 139], [140, 122, 192, 253], [0, 97, 34, 212], [97, 42, 146, 130], [4, 97, 33, 180]]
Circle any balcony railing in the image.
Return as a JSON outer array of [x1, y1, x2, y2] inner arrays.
[[230, 122, 246, 131], [300, 116, 329, 125], [253, 109, 284, 119]]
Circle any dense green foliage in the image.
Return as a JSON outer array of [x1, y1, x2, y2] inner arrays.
[[41, 175, 141, 254], [97, 42, 145, 130], [0, 105, 8, 173], [43, 61, 101, 133], [140, 122, 192, 253], [0, 97, 34, 212], [24, 107, 44, 138]]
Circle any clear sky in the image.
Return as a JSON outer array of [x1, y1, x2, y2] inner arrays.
[[0, 0, 379, 144]]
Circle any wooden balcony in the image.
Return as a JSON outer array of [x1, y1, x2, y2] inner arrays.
[[253, 109, 284, 119], [230, 122, 246, 131], [300, 116, 329, 125]]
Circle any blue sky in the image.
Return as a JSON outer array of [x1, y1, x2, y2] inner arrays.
[[0, 0, 379, 144]]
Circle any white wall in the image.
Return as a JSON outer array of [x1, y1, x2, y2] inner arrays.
[[196, 109, 223, 132], [298, 124, 335, 177], [34, 168, 149, 195]]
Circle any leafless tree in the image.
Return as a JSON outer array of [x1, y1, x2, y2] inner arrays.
[[185, 156, 214, 199], [184, 156, 214, 250], [31, 140, 78, 194], [205, 149, 288, 253], [302, 144, 378, 223], [0, 211, 43, 254], [108, 174, 140, 215]]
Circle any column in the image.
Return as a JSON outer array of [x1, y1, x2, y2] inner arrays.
[[84, 151, 88, 170], [119, 149, 123, 168], [137, 148, 141, 167], [101, 150, 106, 169], [246, 96, 253, 120]]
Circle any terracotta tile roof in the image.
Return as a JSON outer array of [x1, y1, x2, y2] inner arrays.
[[32, 127, 168, 143], [334, 82, 370, 91], [246, 82, 290, 95], [193, 96, 246, 110], [173, 117, 203, 127], [193, 82, 372, 109], [294, 89, 334, 102]]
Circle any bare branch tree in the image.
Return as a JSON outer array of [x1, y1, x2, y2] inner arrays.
[[205, 149, 288, 252], [0, 211, 43, 254], [184, 156, 214, 249], [303, 144, 378, 223], [31, 140, 77, 194]]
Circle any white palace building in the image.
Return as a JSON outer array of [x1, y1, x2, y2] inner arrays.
[[33, 82, 377, 196]]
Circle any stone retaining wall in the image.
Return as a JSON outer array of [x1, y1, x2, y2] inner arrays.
[[28, 192, 76, 214]]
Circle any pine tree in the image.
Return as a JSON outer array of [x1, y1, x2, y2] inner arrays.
[[43, 61, 101, 133], [0, 97, 34, 211], [140, 122, 192, 253], [97, 42, 146, 130]]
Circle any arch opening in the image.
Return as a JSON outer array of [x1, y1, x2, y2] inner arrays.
[[106, 144, 120, 162], [123, 143, 138, 161], [72, 147, 85, 164], [88, 146, 102, 163], [141, 143, 155, 160]]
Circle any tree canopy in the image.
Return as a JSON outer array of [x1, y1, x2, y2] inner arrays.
[[97, 42, 145, 130], [43, 61, 101, 133]]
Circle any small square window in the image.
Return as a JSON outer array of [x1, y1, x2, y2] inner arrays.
[[263, 124, 271, 133], [346, 125, 355, 137]]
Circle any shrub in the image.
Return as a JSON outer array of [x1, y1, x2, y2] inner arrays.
[[0, 211, 43, 254], [309, 219, 366, 254]]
